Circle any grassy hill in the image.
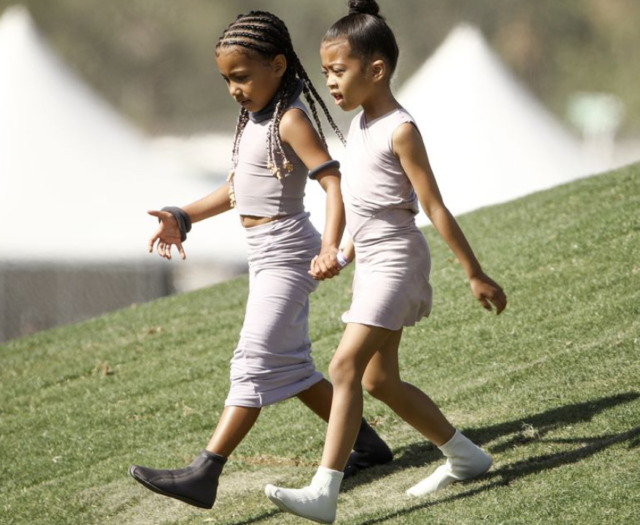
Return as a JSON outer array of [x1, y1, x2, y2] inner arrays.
[[1, 164, 638, 525]]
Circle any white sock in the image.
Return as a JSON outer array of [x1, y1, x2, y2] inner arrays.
[[265, 466, 344, 524], [406, 430, 492, 497]]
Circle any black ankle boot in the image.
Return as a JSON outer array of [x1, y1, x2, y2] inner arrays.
[[344, 419, 393, 479], [129, 450, 226, 509]]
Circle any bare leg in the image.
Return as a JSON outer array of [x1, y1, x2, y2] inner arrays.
[[297, 377, 394, 478], [206, 406, 261, 457], [296, 378, 333, 422], [361, 331, 491, 497], [362, 329, 455, 446], [320, 323, 398, 471], [265, 324, 488, 521], [265, 324, 396, 523]]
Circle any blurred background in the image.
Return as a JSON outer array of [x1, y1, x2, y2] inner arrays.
[[1, 0, 639, 343]]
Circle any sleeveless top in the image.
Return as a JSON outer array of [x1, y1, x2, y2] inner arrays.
[[233, 96, 311, 217], [342, 108, 419, 217]]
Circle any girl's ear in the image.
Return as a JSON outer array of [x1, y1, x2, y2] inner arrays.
[[272, 54, 288, 78], [371, 59, 386, 83]]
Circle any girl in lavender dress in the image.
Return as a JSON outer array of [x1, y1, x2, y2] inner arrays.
[[266, 1, 507, 523]]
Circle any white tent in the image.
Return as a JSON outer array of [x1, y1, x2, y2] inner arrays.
[[0, 6, 246, 264], [398, 24, 595, 222]]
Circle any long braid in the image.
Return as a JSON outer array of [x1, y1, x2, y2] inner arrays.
[[217, 10, 345, 206], [227, 108, 249, 207], [269, 73, 298, 177], [290, 52, 346, 147]]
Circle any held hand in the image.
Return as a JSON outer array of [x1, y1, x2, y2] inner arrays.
[[308, 247, 342, 281], [147, 210, 187, 260], [470, 272, 507, 314]]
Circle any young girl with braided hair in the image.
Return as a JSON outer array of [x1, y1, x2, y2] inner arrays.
[[266, 1, 507, 522], [128, 10, 392, 511]]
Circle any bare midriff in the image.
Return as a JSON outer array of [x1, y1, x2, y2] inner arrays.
[[240, 214, 288, 228]]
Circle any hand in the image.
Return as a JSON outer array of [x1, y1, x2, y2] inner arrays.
[[470, 272, 507, 314], [308, 247, 342, 281], [147, 210, 186, 260]]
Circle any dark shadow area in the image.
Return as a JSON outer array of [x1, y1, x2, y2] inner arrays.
[[342, 391, 639, 492], [465, 391, 640, 453], [355, 426, 640, 525], [224, 508, 281, 525]]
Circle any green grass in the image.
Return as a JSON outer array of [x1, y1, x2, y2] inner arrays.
[[1, 164, 639, 525]]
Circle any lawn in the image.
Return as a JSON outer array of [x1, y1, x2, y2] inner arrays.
[[1, 164, 638, 525]]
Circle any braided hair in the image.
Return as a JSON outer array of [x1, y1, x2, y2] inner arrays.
[[217, 10, 345, 208]]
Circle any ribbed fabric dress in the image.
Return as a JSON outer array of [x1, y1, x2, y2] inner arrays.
[[341, 108, 433, 331], [225, 90, 324, 407]]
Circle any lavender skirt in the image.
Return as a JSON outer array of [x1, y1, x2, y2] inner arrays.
[[226, 212, 324, 408], [342, 207, 433, 331]]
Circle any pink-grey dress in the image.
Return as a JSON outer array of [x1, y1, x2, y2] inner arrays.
[[341, 108, 433, 331], [225, 95, 324, 408]]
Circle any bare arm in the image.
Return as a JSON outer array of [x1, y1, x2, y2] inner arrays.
[[393, 123, 507, 314], [280, 109, 346, 279], [316, 173, 345, 257], [181, 182, 233, 223]]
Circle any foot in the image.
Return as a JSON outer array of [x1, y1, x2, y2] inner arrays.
[[344, 419, 394, 479], [265, 467, 343, 524], [406, 431, 492, 497], [129, 450, 226, 509]]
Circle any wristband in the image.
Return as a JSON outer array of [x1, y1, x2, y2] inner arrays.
[[308, 159, 340, 180], [160, 206, 192, 242], [336, 250, 350, 268]]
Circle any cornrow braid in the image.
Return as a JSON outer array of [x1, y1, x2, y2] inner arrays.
[[216, 10, 345, 207], [229, 24, 288, 45]]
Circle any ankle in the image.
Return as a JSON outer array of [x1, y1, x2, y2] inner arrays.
[[312, 466, 344, 494], [201, 450, 227, 464]]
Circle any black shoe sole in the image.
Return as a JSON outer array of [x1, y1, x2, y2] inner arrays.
[[128, 466, 213, 509]]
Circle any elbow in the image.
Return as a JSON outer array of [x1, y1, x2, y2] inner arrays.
[[423, 202, 447, 221]]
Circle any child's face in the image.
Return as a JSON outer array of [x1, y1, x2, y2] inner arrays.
[[320, 39, 373, 112], [216, 47, 286, 113]]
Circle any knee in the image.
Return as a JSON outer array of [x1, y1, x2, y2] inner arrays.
[[363, 375, 396, 402], [328, 354, 360, 387]]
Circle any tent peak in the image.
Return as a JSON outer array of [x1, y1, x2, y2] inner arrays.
[[0, 4, 34, 32], [0, 3, 43, 53]]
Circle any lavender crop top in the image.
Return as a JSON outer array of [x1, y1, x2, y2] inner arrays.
[[233, 96, 313, 218]]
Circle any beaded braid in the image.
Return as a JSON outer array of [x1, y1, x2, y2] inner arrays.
[[217, 10, 345, 207], [226, 108, 250, 208]]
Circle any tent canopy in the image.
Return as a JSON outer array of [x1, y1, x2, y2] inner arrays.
[[0, 6, 246, 263], [398, 24, 594, 220]]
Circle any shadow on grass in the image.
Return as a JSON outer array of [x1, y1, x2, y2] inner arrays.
[[224, 509, 281, 525], [343, 390, 640, 492], [354, 425, 640, 525], [466, 391, 640, 453], [224, 392, 638, 525]]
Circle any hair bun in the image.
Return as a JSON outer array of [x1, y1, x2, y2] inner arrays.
[[348, 0, 380, 17]]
